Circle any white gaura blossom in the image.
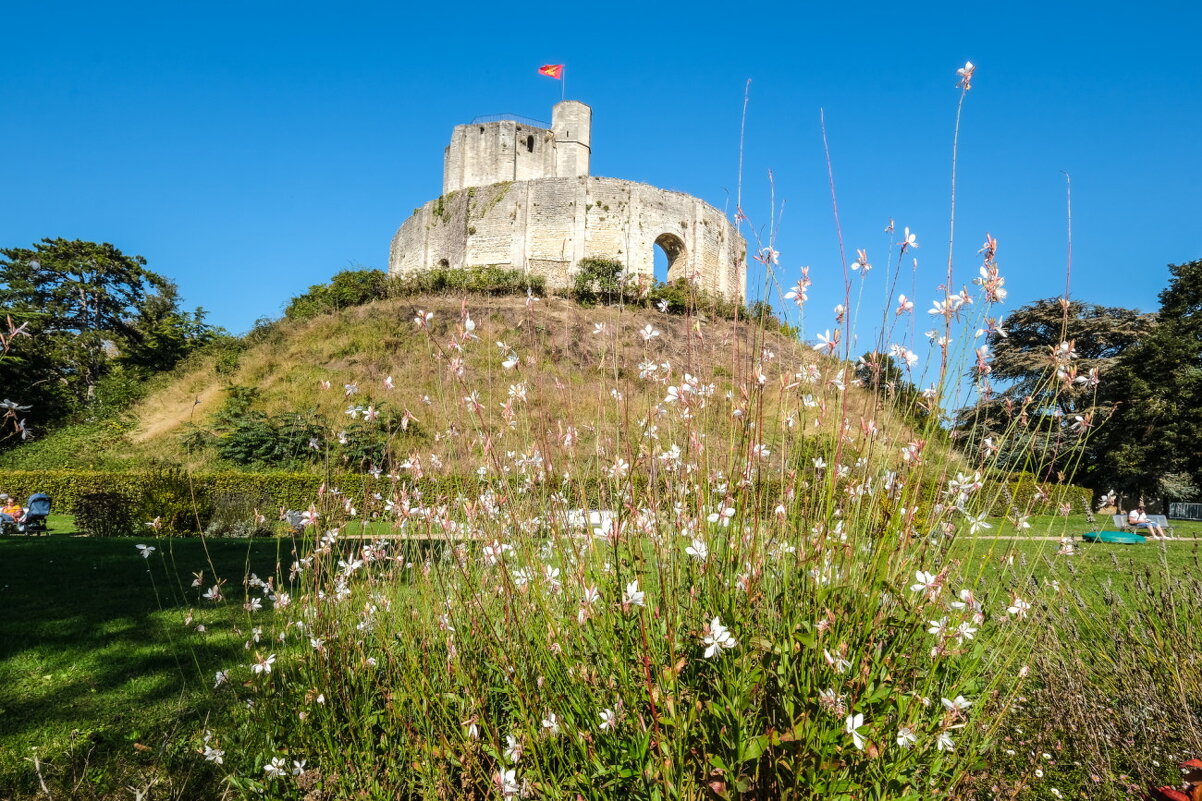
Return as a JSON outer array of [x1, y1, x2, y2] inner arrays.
[[622, 580, 645, 608], [1007, 596, 1032, 618], [845, 713, 867, 750], [701, 616, 737, 658]]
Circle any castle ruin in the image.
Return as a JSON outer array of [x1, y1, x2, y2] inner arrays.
[[389, 101, 746, 301]]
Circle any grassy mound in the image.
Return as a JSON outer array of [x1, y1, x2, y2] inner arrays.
[[5, 295, 921, 478]]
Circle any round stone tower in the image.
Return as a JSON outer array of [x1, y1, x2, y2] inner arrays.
[[392, 101, 746, 301]]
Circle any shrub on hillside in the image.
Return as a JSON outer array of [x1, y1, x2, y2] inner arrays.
[[571, 257, 623, 305], [389, 265, 546, 297], [285, 269, 391, 320]]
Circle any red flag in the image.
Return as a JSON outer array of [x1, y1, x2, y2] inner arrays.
[[538, 64, 564, 79]]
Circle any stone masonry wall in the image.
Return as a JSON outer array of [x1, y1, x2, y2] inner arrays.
[[389, 177, 746, 301]]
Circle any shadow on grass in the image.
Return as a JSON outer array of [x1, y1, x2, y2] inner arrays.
[[0, 535, 290, 795]]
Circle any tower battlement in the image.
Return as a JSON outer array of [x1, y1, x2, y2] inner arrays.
[[442, 101, 592, 194]]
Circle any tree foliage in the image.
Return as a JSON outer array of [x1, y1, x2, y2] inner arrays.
[[1088, 259, 1202, 500], [954, 298, 1154, 485], [955, 263, 1202, 503], [0, 238, 216, 445]]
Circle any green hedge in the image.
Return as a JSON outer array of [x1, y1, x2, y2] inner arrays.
[[0, 469, 423, 512], [0, 469, 661, 515], [979, 479, 1093, 517], [0, 468, 1096, 529]]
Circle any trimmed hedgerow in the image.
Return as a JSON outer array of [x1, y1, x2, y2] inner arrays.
[[0, 468, 1092, 532], [978, 479, 1093, 517], [71, 492, 136, 538]]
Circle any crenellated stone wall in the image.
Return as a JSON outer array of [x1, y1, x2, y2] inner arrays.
[[391, 101, 745, 301]]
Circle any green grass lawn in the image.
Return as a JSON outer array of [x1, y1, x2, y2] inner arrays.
[[0, 531, 293, 798], [1, 516, 1197, 799]]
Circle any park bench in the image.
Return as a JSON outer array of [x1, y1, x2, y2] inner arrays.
[[1112, 513, 1175, 537]]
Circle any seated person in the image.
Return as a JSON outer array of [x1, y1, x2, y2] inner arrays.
[[0, 494, 22, 531], [0, 494, 22, 521], [1128, 506, 1167, 539]]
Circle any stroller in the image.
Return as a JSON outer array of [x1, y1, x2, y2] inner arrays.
[[21, 493, 51, 535]]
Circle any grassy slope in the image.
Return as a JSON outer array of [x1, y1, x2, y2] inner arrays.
[[3, 295, 917, 476]]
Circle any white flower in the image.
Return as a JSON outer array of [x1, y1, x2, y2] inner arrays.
[[499, 768, 520, 798], [812, 330, 837, 353], [702, 616, 737, 658], [1007, 596, 1031, 618], [927, 617, 948, 637], [263, 756, 287, 777], [823, 649, 851, 674], [685, 537, 709, 560], [541, 712, 561, 735], [964, 512, 992, 534], [896, 727, 917, 748], [911, 570, 939, 595], [936, 731, 955, 751], [955, 621, 978, 642], [850, 249, 871, 273], [504, 734, 522, 763], [213, 670, 229, 688], [135, 544, 156, 559], [941, 695, 972, 713], [817, 688, 846, 717], [640, 324, 661, 342], [251, 653, 276, 675], [957, 60, 975, 89], [622, 580, 645, 608], [599, 708, 617, 730], [845, 713, 867, 750], [291, 759, 307, 776], [203, 744, 224, 764]]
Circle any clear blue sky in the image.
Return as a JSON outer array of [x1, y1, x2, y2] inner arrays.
[[3, 0, 1199, 339]]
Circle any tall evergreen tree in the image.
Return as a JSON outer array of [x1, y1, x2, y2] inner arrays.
[[954, 298, 1153, 485], [1091, 259, 1202, 500]]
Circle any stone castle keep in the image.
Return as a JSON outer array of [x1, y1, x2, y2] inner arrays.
[[389, 101, 746, 300]]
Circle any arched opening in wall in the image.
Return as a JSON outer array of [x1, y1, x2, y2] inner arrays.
[[526, 135, 534, 152], [653, 233, 687, 286], [438, 258, 450, 269]]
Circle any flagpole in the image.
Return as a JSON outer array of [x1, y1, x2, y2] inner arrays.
[[561, 66, 566, 102]]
